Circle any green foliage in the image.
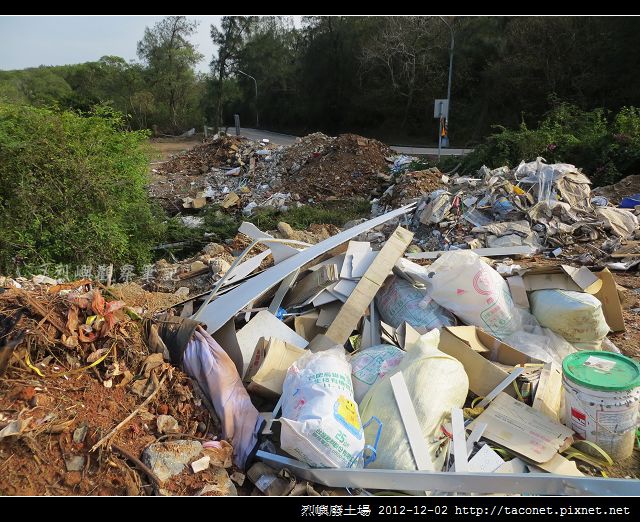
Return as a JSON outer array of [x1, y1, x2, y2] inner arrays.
[[459, 104, 640, 186], [0, 103, 162, 274], [247, 199, 372, 231]]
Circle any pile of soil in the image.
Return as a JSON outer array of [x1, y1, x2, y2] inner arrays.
[[0, 282, 226, 496], [279, 134, 393, 201]]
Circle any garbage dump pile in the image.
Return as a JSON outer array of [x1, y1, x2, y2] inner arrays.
[[150, 132, 396, 215], [3, 145, 640, 494]]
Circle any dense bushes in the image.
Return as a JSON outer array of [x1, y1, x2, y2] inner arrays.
[[0, 103, 162, 275], [458, 104, 640, 187]]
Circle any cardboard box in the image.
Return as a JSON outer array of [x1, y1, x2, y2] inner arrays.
[[437, 326, 542, 398], [507, 266, 625, 332], [246, 338, 306, 398]]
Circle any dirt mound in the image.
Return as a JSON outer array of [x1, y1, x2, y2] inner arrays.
[[280, 134, 393, 201]]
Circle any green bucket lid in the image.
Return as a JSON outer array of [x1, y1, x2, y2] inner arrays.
[[563, 351, 640, 392]]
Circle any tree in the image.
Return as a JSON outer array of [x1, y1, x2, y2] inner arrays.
[[362, 17, 444, 128], [137, 16, 203, 131], [210, 16, 257, 128]]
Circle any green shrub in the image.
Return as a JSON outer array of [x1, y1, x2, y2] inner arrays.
[[459, 104, 640, 186], [0, 103, 162, 275]]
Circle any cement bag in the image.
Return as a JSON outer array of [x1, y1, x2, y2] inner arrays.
[[280, 347, 364, 468], [350, 344, 405, 403], [376, 275, 455, 331], [427, 250, 522, 338], [359, 330, 469, 471], [529, 290, 610, 350]]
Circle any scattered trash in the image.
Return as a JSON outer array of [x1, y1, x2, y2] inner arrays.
[[2, 141, 640, 496], [191, 455, 211, 473]]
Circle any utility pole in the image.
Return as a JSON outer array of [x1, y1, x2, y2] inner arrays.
[[237, 69, 258, 129], [438, 16, 454, 149]]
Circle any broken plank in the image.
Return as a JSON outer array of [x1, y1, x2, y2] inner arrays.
[[309, 226, 414, 350]]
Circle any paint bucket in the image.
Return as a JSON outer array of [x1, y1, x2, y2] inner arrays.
[[562, 351, 640, 460]]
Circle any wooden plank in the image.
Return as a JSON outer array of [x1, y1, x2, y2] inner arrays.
[[311, 226, 413, 349]]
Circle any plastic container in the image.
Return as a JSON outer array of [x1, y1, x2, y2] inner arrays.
[[562, 351, 640, 460], [619, 194, 640, 209]]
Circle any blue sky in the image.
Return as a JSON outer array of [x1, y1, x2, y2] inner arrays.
[[0, 15, 280, 73]]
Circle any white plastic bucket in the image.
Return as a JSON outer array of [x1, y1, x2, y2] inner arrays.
[[562, 352, 640, 461]]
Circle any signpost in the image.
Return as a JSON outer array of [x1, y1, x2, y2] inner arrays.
[[434, 99, 449, 160]]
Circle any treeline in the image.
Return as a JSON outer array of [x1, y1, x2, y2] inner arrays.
[[1, 16, 640, 144]]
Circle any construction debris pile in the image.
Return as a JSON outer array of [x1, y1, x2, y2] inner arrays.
[[150, 133, 395, 215], [116, 205, 635, 496], [148, 223, 341, 297], [373, 158, 640, 270]]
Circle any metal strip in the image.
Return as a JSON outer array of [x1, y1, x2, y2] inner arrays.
[[465, 422, 487, 457], [256, 451, 640, 496], [268, 269, 300, 315], [451, 408, 468, 472]]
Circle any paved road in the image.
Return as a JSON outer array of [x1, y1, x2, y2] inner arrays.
[[221, 127, 472, 156]]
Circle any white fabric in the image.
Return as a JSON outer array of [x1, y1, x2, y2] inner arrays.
[[182, 327, 262, 470]]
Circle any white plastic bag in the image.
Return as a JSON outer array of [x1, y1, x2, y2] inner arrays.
[[350, 344, 405, 403], [280, 347, 365, 468], [375, 275, 455, 331], [529, 289, 610, 350], [427, 251, 522, 338], [359, 330, 469, 471]]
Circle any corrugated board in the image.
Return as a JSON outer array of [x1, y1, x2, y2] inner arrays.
[[437, 326, 539, 398]]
